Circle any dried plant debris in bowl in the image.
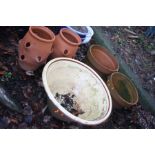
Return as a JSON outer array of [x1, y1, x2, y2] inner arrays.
[[55, 93, 84, 116]]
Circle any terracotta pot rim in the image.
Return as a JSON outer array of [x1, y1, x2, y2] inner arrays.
[[29, 26, 55, 43], [89, 44, 119, 72], [109, 72, 139, 105], [60, 28, 81, 46]]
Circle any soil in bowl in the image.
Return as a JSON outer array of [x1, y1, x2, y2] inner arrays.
[[55, 92, 85, 116], [70, 26, 88, 33]]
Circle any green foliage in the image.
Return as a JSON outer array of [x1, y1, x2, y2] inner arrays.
[[0, 71, 13, 81], [4, 72, 12, 78]]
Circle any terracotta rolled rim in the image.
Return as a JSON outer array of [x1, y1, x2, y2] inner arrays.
[[109, 72, 139, 105], [89, 44, 119, 72], [60, 28, 81, 46], [29, 26, 55, 43]]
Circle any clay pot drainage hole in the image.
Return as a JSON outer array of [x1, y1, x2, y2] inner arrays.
[[20, 55, 25, 60], [25, 42, 31, 48], [64, 49, 69, 56], [36, 56, 42, 62]]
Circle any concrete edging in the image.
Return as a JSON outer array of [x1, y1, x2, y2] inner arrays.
[[92, 27, 155, 115]]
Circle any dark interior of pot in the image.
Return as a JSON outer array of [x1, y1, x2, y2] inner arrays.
[[31, 27, 53, 40], [112, 73, 138, 104], [62, 31, 79, 44], [92, 46, 118, 71]]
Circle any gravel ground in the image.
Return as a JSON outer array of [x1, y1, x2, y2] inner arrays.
[[99, 26, 155, 98], [0, 26, 155, 129]]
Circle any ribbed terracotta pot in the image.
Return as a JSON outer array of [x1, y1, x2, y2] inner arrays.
[[51, 28, 81, 58], [18, 26, 55, 71], [107, 72, 139, 108], [86, 44, 119, 75]]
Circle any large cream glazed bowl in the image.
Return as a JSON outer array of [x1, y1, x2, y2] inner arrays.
[[42, 58, 112, 125]]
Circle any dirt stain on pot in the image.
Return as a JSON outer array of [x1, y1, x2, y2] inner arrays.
[[115, 80, 131, 102], [55, 92, 84, 116]]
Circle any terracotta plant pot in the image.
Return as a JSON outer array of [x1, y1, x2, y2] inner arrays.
[[107, 72, 139, 108], [18, 26, 55, 71], [51, 28, 81, 58], [42, 58, 112, 126], [86, 44, 119, 75]]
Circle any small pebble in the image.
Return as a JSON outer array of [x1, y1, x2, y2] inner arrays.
[[43, 115, 51, 123], [69, 125, 79, 129], [23, 105, 33, 115], [24, 115, 33, 124], [0, 117, 9, 128], [26, 71, 34, 76], [18, 122, 28, 128]]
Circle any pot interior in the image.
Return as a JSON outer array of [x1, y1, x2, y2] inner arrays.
[[46, 59, 110, 121], [31, 27, 53, 40], [91, 46, 118, 71], [112, 73, 138, 104], [62, 30, 79, 44]]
